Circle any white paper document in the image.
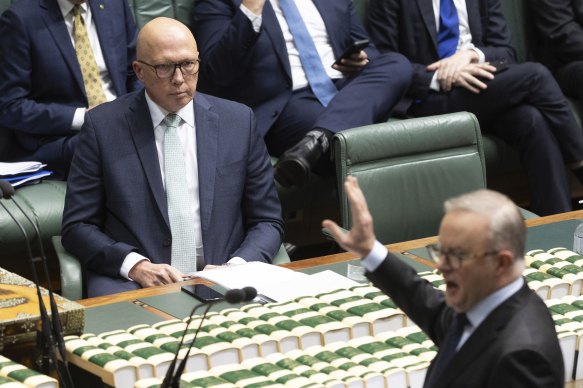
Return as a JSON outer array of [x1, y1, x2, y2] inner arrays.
[[195, 262, 359, 302], [0, 161, 45, 175]]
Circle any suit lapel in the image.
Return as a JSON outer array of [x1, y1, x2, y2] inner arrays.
[[194, 94, 218, 234], [416, 0, 439, 54], [262, 1, 292, 81], [434, 284, 529, 387], [90, 0, 118, 91], [127, 91, 169, 229], [40, 0, 85, 94]]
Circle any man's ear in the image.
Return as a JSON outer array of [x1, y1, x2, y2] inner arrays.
[[495, 249, 514, 273], [133, 61, 144, 80]]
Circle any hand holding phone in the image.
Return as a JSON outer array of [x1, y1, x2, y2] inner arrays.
[[333, 39, 370, 66]]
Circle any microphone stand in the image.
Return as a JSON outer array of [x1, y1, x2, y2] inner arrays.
[[161, 288, 247, 388], [0, 181, 74, 388]]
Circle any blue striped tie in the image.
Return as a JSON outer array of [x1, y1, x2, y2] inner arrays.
[[437, 0, 460, 58], [279, 0, 337, 107]]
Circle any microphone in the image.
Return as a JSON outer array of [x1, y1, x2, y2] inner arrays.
[[0, 180, 73, 388], [162, 288, 253, 388]]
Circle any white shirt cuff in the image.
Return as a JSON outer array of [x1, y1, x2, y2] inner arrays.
[[361, 240, 388, 273], [467, 46, 485, 63], [121, 252, 150, 280], [240, 4, 262, 32], [72, 108, 86, 130], [430, 72, 441, 92]]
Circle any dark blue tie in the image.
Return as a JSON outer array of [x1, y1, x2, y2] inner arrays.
[[437, 0, 460, 58], [278, 0, 337, 107], [423, 313, 468, 388]]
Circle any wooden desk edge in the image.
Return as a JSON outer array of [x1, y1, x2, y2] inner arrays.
[[78, 209, 583, 309]]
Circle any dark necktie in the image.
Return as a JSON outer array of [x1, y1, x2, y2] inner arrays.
[[437, 0, 460, 58], [278, 0, 337, 107], [423, 313, 468, 387]]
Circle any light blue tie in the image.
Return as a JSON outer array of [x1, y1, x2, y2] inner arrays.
[[279, 0, 337, 107], [437, 0, 460, 58], [164, 113, 197, 274]]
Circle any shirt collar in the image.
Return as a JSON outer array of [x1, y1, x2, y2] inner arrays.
[[57, 0, 88, 18], [466, 276, 524, 329], [144, 92, 195, 130]]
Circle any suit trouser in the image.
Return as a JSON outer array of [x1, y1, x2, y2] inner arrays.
[[555, 61, 583, 101], [265, 52, 412, 157], [408, 62, 583, 216]]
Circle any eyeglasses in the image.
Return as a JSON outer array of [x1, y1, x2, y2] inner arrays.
[[426, 243, 499, 269], [137, 59, 200, 79]]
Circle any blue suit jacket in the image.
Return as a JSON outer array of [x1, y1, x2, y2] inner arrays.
[[193, 0, 376, 137], [61, 90, 284, 296], [0, 0, 140, 151]]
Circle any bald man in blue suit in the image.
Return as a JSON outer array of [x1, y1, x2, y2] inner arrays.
[[0, 0, 140, 177], [62, 17, 283, 297]]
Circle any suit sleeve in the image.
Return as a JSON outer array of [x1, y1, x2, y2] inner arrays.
[[490, 349, 563, 387], [366, 252, 453, 346], [0, 8, 77, 136], [121, 0, 141, 93], [232, 107, 284, 262], [193, 0, 261, 87], [475, 0, 516, 61], [531, 0, 583, 63], [61, 112, 136, 278]]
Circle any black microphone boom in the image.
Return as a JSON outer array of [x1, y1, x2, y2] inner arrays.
[[163, 288, 251, 388], [0, 180, 74, 388]]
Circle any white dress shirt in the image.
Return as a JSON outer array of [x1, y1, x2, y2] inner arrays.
[[57, 0, 116, 130], [240, 0, 343, 90]]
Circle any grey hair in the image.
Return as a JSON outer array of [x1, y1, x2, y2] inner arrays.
[[444, 189, 526, 261]]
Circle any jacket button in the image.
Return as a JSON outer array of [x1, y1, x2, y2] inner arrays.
[[272, 110, 279, 118], [163, 238, 172, 247]]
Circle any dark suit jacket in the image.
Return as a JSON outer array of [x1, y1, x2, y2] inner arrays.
[[367, 0, 516, 103], [193, 0, 376, 137], [531, 0, 583, 70], [61, 90, 284, 296], [0, 0, 140, 151], [366, 253, 564, 387]]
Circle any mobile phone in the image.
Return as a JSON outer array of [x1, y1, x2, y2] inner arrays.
[[333, 39, 370, 66], [490, 58, 509, 73], [181, 284, 224, 302]]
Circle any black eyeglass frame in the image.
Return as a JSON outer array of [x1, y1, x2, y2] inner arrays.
[[137, 59, 200, 79], [426, 243, 499, 269]]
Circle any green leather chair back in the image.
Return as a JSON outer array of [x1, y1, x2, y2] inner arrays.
[[127, 0, 195, 29], [500, 0, 536, 63], [334, 112, 486, 244]]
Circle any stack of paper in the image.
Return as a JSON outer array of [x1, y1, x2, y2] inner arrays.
[[195, 262, 360, 302], [0, 161, 53, 187]]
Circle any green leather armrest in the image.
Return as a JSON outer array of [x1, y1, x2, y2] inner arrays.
[[52, 236, 83, 301]]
